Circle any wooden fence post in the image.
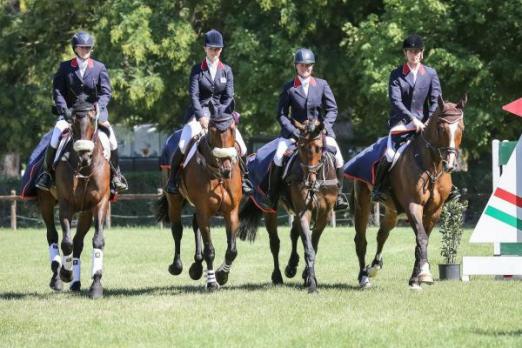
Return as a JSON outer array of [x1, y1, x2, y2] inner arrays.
[[10, 190, 17, 230]]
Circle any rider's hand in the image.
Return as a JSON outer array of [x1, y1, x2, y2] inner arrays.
[[199, 116, 209, 129], [411, 117, 425, 133]]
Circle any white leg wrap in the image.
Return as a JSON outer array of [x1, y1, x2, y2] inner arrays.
[[235, 129, 247, 157], [420, 262, 430, 274], [325, 136, 344, 168], [107, 125, 118, 151], [179, 117, 202, 155], [73, 258, 81, 282], [274, 137, 295, 166], [50, 120, 70, 148], [62, 253, 73, 271], [48, 243, 61, 265], [206, 270, 216, 283], [92, 248, 103, 277]]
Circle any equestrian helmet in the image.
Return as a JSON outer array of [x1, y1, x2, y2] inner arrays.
[[294, 48, 315, 64], [204, 29, 224, 48], [402, 34, 424, 50], [71, 31, 94, 49]]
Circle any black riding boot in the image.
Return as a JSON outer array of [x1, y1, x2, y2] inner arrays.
[[166, 148, 184, 194], [35, 146, 57, 191], [334, 167, 349, 211], [446, 185, 461, 202], [371, 160, 392, 203], [239, 156, 253, 195], [267, 164, 283, 209], [110, 149, 128, 193]]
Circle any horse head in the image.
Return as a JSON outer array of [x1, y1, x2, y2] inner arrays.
[[294, 119, 325, 181], [208, 112, 237, 179], [71, 98, 97, 168], [424, 95, 466, 173]]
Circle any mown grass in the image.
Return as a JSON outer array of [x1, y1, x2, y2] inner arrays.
[[0, 225, 520, 347]]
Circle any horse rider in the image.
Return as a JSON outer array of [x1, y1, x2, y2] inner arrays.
[[36, 31, 127, 193], [266, 48, 349, 211], [372, 33, 459, 202], [165, 29, 251, 194]]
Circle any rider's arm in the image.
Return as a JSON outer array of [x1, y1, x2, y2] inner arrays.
[[277, 84, 300, 137], [220, 66, 234, 114], [427, 69, 442, 117], [389, 72, 415, 122], [96, 63, 112, 116], [189, 65, 204, 120], [322, 81, 338, 134], [52, 62, 69, 116]]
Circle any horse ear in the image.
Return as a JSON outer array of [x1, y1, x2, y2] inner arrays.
[[438, 95, 445, 110], [457, 93, 468, 109]]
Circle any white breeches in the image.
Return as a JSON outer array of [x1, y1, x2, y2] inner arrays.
[[179, 116, 247, 156], [385, 121, 417, 162], [273, 136, 343, 168], [49, 119, 117, 151]]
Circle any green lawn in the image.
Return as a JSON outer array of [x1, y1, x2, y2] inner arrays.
[[0, 226, 520, 347]]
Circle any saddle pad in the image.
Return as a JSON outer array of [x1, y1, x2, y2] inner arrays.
[[159, 129, 182, 169], [343, 137, 387, 185], [20, 131, 52, 199]]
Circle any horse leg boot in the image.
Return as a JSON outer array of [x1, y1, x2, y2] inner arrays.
[[334, 167, 349, 211], [35, 146, 57, 191], [166, 148, 184, 194], [110, 149, 128, 193], [371, 160, 392, 202], [267, 164, 283, 210], [239, 156, 253, 195]]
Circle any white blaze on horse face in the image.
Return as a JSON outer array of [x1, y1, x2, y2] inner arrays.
[[447, 122, 459, 168]]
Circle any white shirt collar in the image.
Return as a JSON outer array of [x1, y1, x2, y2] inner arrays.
[[298, 75, 310, 85], [206, 57, 218, 68]]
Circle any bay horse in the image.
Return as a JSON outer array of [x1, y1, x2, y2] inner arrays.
[[239, 120, 339, 293], [353, 95, 466, 289], [37, 100, 111, 299], [156, 113, 242, 291]]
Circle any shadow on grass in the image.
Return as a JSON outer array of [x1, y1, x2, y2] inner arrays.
[[0, 281, 365, 300], [473, 328, 522, 337]]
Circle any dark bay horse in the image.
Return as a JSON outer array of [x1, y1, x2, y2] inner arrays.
[[353, 96, 466, 289], [156, 113, 242, 291], [239, 120, 339, 293], [37, 101, 111, 299]]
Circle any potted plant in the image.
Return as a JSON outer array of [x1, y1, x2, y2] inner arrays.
[[438, 199, 468, 280]]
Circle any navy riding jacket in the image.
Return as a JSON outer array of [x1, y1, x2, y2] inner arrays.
[[53, 57, 112, 121], [388, 63, 441, 128], [277, 76, 338, 139]]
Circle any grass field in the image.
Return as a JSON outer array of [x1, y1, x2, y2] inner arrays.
[[0, 225, 521, 347]]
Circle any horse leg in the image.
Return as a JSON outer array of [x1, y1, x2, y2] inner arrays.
[[197, 212, 218, 291], [304, 210, 329, 287], [216, 208, 240, 286], [167, 194, 184, 276], [38, 192, 62, 291], [367, 207, 397, 278], [284, 217, 300, 278], [405, 202, 428, 289], [298, 210, 317, 293], [58, 202, 74, 283], [70, 211, 92, 292], [88, 198, 109, 299], [264, 212, 283, 285], [354, 181, 372, 288], [189, 214, 204, 280], [418, 209, 443, 284]]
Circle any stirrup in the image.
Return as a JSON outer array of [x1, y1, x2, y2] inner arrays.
[[35, 172, 53, 191], [334, 194, 349, 211], [111, 175, 128, 193]]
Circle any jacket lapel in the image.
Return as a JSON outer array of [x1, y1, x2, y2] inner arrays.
[[82, 58, 95, 82], [71, 58, 83, 82], [293, 77, 307, 99], [200, 59, 214, 85]]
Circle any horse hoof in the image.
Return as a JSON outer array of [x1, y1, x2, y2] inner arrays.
[[49, 277, 63, 291], [409, 283, 423, 291], [272, 269, 284, 285], [168, 261, 183, 276], [284, 265, 297, 278], [189, 262, 203, 280], [419, 273, 434, 285], [206, 281, 220, 292], [359, 277, 371, 289], [89, 283, 103, 299], [306, 278, 318, 293], [216, 270, 229, 286], [59, 268, 73, 283], [70, 281, 81, 292]]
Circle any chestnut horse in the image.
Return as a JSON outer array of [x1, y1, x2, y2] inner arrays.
[[156, 113, 242, 291], [37, 100, 111, 298], [353, 96, 466, 289], [239, 120, 339, 293]]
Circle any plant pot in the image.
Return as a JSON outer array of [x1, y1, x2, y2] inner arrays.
[[438, 263, 461, 280]]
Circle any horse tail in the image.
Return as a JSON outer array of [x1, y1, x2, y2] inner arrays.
[[238, 198, 262, 242], [155, 193, 170, 224]]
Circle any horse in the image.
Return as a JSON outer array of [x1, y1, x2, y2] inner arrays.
[[37, 100, 111, 299], [352, 95, 466, 289], [239, 120, 339, 293], [156, 112, 243, 291]]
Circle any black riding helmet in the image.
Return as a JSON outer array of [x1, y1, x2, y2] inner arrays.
[[294, 48, 315, 64], [71, 31, 94, 50], [204, 29, 224, 48], [402, 34, 424, 50]]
